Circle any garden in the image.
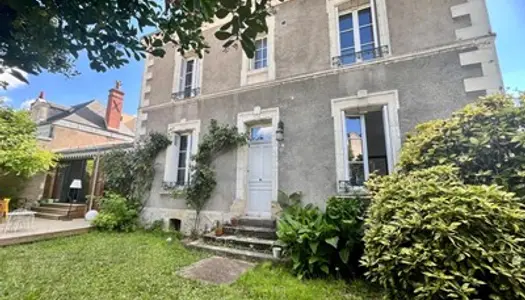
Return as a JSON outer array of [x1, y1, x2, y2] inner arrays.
[[2, 93, 525, 299]]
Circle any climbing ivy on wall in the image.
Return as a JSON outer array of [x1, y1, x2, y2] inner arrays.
[[103, 132, 171, 207], [175, 119, 248, 232]]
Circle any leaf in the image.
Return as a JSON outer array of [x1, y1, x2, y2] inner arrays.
[[320, 264, 329, 274], [309, 241, 319, 254], [325, 237, 339, 248], [220, 0, 238, 9], [222, 40, 235, 49], [216, 8, 230, 19], [339, 247, 350, 264], [9, 69, 29, 84], [214, 31, 232, 41]]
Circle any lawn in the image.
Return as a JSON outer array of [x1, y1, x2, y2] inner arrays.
[[0, 232, 381, 300]]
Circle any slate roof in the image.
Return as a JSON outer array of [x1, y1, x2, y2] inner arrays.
[[38, 100, 135, 137]]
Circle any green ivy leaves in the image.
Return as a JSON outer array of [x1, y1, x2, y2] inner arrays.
[[180, 119, 247, 231]]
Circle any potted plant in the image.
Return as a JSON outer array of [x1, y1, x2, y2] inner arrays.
[[272, 240, 285, 259], [215, 220, 224, 236]]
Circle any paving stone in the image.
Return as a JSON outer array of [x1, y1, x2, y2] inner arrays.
[[177, 256, 255, 284]]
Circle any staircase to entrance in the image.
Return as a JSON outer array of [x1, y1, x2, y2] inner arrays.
[[32, 203, 87, 220], [186, 217, 280, 261]]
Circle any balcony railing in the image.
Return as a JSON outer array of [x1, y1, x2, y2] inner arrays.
[[172, 88, 201, 100], [332, 45, 389, 67]]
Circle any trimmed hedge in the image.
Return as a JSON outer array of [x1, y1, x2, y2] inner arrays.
[[398, 93, 525, 198], [362, 166, 525, 299]]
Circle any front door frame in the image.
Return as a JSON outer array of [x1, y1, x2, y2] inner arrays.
[[235, 107, 279, 218]]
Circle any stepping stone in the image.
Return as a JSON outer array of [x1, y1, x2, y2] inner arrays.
[[177, 256, 255, 284]]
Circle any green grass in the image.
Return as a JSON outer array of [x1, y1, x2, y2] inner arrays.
[[0, 232, 381, 300]]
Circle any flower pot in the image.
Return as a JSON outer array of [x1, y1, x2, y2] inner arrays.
[[215, 227, 224, 236], [272, 247, 282, 259]]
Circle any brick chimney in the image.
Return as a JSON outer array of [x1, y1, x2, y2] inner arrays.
[[106, 81, 124, 131]]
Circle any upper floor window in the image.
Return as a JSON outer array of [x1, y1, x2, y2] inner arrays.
[[173, 57, 201, 100], [328, 0, 391, 67], [338, 7, 377, 65], [251, 38, 268, 70], [241, 16, 276, 86]]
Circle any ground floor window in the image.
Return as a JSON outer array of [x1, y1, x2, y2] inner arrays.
[[176, 134, 191, 186], [343, 109, 389, 187]]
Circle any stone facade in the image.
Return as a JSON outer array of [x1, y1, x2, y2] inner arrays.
[[138, 0, 503, 234]]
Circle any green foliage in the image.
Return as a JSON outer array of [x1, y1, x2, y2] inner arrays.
[[0, 106, 56, 178], [178, 119, 247, 231], [277, 197, 367, 279], [398, 93, 525, 197], [362, 165, 525, 300], [92, 193, 139, 232], [102, 132, 170, 206], [1, 0, 284, 87], [277, 190, 303, 210]]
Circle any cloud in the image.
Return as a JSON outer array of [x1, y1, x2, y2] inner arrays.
[[20, 99, 35, 110], [0, 96, 11, 104], [0, 68, 28, 90]]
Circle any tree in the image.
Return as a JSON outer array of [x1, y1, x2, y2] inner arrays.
[[0, 106, 57, 197], [1, 0, 282, 87]]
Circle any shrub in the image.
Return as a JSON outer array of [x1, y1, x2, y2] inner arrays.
[[92, 193, 139, 232], [362, 165, 525, 299], [277, 196, 367, 279], [398, 93, 525, 197]]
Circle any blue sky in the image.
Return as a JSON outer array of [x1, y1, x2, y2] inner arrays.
[[1, 0, 524, 115]]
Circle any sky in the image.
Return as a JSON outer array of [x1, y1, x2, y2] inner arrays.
[[1, 0, 524, 115]]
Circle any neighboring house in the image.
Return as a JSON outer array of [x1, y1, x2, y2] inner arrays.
[[138, 0, 503, 233], [20, 83, 135, 218]]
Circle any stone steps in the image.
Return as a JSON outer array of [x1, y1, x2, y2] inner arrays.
[[203, 233, 275, 252], [32, 203, 86, 220], [186, 217, 281, 262], [186, 240, 279, 262], [223, 225, 277, 240]]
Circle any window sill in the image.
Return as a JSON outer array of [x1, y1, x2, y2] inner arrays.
[[247, 67, 269, 75]]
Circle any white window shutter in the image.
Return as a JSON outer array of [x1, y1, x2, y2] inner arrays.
[[178, 59, 186, 95], [194, 59, 201, 90], [164, 134, 181, 183]]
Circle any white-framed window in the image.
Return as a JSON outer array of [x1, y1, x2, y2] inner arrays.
[[327, 0, 390, 67], [241, 16, 275, 86], [176, 134, 192, 186], [331, 90, 401, 193], [163, 120, 201, 190], [343, 111, 389, 187], [251, 38, 268, 70], [338, 6, 377, 65], [174, 57, 201, 100]]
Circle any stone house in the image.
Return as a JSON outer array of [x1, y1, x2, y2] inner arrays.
[[138, 0, 503, 233], [20, 83, 135, 218]]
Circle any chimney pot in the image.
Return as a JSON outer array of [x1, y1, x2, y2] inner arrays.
[[106, 82, 124, 131]]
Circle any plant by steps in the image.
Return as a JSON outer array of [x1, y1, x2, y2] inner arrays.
[[92, 192, 139, 232], [173, 119, 247, 234], [277, 196, 367, 279]]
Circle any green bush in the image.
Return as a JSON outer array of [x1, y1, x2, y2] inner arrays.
[[277, 197, 367, 279], [398, 93, 525, 197], [92, 193, 139, 232], [362, 165, 525, 299]]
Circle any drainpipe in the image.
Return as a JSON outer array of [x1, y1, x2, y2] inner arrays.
[[89, 153, 101, 211]]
